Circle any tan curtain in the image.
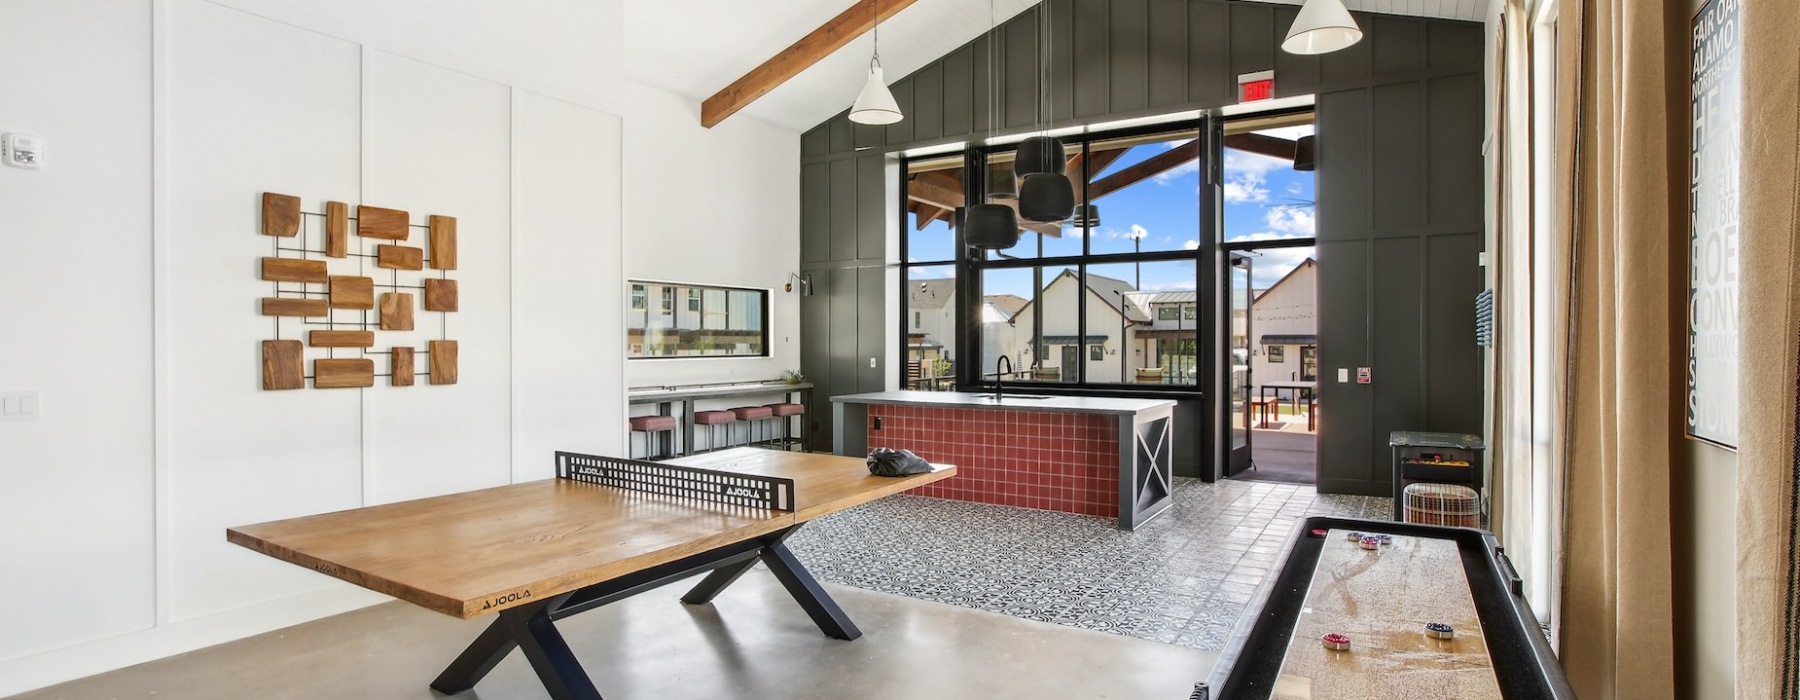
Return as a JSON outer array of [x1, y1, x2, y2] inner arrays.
[[1553, 0, 1681, 696], [1735, 2, 1800, 697]]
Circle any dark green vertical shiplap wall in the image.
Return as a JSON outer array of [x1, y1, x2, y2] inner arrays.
[[798, 0, 1485, 497]]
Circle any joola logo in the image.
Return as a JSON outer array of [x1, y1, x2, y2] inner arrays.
[[721, 486, 760, 498], [482, 590, 531, 610]]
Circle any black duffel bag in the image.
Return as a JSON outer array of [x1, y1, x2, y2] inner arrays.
[[866, 447, 933, 477]]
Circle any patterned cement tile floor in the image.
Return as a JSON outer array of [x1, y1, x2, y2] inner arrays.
[[787, 477, 1391, 651]]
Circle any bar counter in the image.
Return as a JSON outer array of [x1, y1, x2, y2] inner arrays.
[[831, 391, 1175, 529]]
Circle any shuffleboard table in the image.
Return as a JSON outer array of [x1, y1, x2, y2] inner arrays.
[[1197, 517, 1575, 699]]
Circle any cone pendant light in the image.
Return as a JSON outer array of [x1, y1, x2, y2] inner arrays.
[[1281, 0, 1363, 55], [849, 0, 904, 125]]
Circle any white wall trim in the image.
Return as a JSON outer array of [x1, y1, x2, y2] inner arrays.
[[150, 0, 175, 628], [0, 586, 386, 697]]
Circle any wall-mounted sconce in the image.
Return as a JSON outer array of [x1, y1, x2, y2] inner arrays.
[[786, 272, 813, 295]]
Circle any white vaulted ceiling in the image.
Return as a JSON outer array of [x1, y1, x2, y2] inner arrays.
[[622, 0, 1491, 133]]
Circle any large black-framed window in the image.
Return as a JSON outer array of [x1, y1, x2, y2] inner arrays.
[[896, 110, 1316, 394], [899, 121, 1211, 392]]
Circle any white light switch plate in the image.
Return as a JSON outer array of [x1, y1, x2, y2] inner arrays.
[[1337, 368, 1349, 383], [0, 391, 40, 421]]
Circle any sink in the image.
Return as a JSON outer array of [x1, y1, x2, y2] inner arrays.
[[977, 394, 1054, 401]]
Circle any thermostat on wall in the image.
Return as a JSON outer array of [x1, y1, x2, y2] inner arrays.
[[3, 133, 44, 169]]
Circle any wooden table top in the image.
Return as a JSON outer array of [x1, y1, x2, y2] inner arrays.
[[227, 448, 953, 619]]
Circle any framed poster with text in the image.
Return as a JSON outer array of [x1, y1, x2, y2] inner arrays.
[[1687, 0, 1740, 448]]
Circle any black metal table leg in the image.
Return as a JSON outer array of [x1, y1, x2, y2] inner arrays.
[[680, 555, 761, 605], [759, 541, 862, 640], [507, 602, 604, 700], [430, 611, 523, 694]]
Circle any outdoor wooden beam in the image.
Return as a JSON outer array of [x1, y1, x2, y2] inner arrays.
[[700, 0, 920, 128], [907, 175, 965, 210], [1223, 133, 1297, 161], [1065, 148, 1130, 182], [915, 205, 949, 230], [1088, 140, 1201, 200]]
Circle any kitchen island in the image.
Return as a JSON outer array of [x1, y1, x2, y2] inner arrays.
[[832, 391, 1176, 530]]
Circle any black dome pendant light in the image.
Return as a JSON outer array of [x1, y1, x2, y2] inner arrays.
[[1019, 172, 1075, 222], [964, 0, 1021, 251], [1014, 135, 1065, 177], [964, 202, 1022, 249], [1014, 3, 1074, 223]]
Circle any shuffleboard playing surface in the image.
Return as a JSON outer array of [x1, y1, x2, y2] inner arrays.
[[1270, 530, 1502, 699]]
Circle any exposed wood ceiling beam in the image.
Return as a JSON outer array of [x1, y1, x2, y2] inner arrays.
[[915, 205, 949, 230], [1088, 140, 1200, 200], [907, 176, 964, 210], [700, 0, 920, 128], [1065, 148, 1129, 182], [1222, 133, 1297, 161]]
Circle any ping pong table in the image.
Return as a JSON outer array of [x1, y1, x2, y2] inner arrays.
[[227, 447, 954, 700]]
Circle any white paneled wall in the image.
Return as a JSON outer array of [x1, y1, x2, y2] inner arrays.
[[0, 0, 636, 694], [361, 51, 517, 504], [163, 0, 369, 622], [513, 92, 627, 482], [0, 0, 156, 664]]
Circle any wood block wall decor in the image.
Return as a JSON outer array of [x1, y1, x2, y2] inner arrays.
[[260, 257, 327, 283], [260, 298, 328, 317], [377, 245, 424, 271], [255, 194, 462, 391], [314, 359, 375, 388], [329, 276, 374, 309], [325, 201, 349, 257], [423, 279, 459, 312], [310, 330, 375, 348], [262, 340, 304, 390], [391, 347, 415, 386], [429, 215, 457, 270], [429, 340, 458, 385], [261, 193, 301, 237], [380, 293, 415, 331], [357, 205, 410, 240]]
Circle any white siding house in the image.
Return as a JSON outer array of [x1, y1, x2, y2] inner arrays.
[[1250, 259, 1318, 385]]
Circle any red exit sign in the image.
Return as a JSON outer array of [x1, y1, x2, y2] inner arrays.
[[1238, 71, 1274, 102]]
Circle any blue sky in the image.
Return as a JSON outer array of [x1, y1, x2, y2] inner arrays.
[[908, 125, 1316, 299]]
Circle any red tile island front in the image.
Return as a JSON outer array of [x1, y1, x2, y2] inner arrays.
[[831, 391, 1177, 530]]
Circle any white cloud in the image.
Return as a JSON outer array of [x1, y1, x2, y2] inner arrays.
[[1128, 224, 1148, 240], [1224, 180, 1268, 204], [1182, 239, 1200, 250], [1264, 205, 1315, 235], [1222, 146, 1292, 204], [1286, 180, 1304, 195]]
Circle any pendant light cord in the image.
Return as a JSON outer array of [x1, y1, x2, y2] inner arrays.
[[871, 0, 880, 69]]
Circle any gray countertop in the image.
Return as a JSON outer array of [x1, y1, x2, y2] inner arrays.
[[831, 390, 1174, 416]]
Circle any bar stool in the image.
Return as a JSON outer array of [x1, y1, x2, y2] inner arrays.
[[763, 402, 806, 451], [730, 405, 776, 448], [693, 410, 739, 452], [627, 415, 679, 460]]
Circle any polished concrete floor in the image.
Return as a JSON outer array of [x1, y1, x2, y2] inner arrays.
[[11, 568, 1216, 700]]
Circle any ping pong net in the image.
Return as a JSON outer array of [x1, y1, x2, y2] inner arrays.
[[555, 451, 796, 512]]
